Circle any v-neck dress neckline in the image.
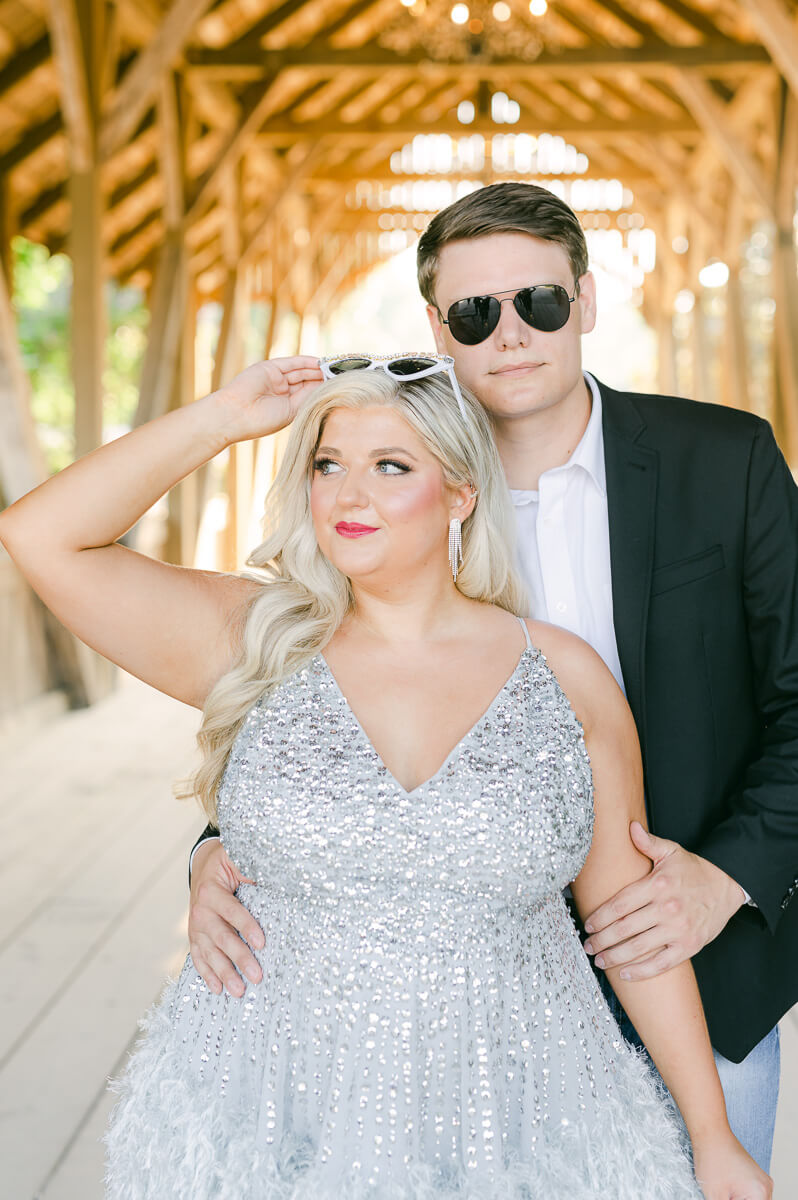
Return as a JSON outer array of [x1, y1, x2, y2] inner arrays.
[[316, 618, 534, 798]]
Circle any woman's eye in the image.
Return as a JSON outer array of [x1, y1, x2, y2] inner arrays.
[[376, 459, 410, 475], [313, 458, 342, 475]]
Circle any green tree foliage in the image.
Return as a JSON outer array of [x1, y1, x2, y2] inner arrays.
[[12, 236, 149, 473]]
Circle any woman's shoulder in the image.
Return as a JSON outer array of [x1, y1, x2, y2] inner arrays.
[[521, 619, 625, 735]]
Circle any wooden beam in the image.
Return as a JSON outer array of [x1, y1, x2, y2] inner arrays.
[[0, 259, 47, 502], [47, 0, 95, 171], [240, 141, 328, 266], [772, 85, 798, 465], [671, 71, 776, 218], [184, 74, 281, 226], [0, 254, 95, 705], [135, 233, 187, 426], [0, 113, 64, 176], [70, 165, 105, 455], [0, 33, 50, 98], [738, 0, 798, 104], [721, 188, 750, 414], [158, 72, 186, 229], [256, 113, 696, 140], [99, 0, 215, 162], [185, 41, 771, 75]]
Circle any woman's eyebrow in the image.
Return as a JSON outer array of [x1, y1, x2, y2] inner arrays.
[[314, 444, 419, 461], [370, 447, 418, 460]]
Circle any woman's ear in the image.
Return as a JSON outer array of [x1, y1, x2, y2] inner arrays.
[[449, 482, 477, 524]]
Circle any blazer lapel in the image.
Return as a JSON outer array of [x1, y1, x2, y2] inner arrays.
[[600, 383, 658, 751]]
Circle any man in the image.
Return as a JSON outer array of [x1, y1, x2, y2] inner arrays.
[[187, 182, 798, 1171]]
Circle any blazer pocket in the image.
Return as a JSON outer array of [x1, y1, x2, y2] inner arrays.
[[650, 544, 725, 597]]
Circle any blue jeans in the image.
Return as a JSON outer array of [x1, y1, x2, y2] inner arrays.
[[600, 975, 780, 1172]]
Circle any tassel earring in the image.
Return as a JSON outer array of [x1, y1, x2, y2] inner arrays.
[[448, 517, 464, 583]]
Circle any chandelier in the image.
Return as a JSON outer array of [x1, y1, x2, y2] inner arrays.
[[378, 0, 554, 63]]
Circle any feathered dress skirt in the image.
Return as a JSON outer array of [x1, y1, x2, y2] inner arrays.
[[105, 887, 701, 1200]]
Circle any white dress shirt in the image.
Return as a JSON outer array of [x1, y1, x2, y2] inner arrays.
[[510, 372, 625, 692]]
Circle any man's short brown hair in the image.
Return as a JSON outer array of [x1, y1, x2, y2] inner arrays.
[[416, 182, 589, 308]]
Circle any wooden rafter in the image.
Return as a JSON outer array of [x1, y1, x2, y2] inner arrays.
[[738, 0, 798, 103], [185, 40, 771, 74], [99, 0, 215, 162], [672, 70, 776, 217]]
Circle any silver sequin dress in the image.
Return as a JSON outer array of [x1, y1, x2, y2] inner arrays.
[[106, 622, 702, 1199]]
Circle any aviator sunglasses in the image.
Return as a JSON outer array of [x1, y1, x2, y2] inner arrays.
[[319, 352, 468, 419], [439, 283, 577, 346]]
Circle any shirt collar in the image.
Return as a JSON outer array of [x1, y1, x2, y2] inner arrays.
[[510, 372, 606, 505], [571, 371, 606, 497]]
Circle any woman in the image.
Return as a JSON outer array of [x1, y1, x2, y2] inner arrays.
[[0, 355, 769, 1199]]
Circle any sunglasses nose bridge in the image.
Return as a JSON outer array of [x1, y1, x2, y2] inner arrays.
[[492, 292, 532, 345]]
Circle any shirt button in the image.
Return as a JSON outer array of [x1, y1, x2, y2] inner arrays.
[[556, 601, 567, 613]]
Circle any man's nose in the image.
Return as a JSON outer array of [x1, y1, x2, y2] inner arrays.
[[494, 296, 529, 350]]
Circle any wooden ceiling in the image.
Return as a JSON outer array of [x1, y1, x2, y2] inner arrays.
[[0, 0, 796, 301]]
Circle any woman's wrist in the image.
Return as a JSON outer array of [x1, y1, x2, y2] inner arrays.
[[190, 390, 243, 455], [686, 1117, 735, 1153]]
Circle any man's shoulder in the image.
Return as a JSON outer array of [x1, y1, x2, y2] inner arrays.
[[596, 378, 770, 446]]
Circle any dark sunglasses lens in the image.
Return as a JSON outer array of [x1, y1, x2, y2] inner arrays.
[[329, 356, 372, 374], [514, 285, 572, 332], [446, 296, 500, 345], [387, 357, 437, 375]]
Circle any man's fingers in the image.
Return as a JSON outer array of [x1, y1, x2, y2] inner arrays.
[[583, 907, 657, 956], [589, 927, 667, 970], [193, 882, 265, 949], [583, 876, 656, 934], [617, 946, 685, 981], [201, 942, 247, 997], [190, 952, 223, 996]]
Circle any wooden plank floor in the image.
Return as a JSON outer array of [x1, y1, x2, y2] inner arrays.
[[2, 674, 796, 1198]]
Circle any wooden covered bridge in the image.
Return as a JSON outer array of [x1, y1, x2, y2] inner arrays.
[[2, 0, 798, 724], [2, 5, 798, 1197]]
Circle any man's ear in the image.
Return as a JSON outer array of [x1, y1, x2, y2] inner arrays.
[[426, 304, 448, 355], [577, 271, 597, 335]]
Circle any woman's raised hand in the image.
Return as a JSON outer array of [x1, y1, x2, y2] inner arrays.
[[212, 356, 324, 445]]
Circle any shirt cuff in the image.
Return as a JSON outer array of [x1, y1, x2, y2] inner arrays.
[[189, 834, 221, 878]]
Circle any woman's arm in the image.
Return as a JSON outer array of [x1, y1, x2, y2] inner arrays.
[[0, 357, 322, 707], [533, 621, 771, 1199]]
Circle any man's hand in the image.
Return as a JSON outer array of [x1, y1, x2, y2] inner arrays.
[[188, 840, 265, 996], [582, 821, 746, 981]]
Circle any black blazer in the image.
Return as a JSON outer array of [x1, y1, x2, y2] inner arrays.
[[601, 378, 798, 1062], [194, 378, 798, 1065]]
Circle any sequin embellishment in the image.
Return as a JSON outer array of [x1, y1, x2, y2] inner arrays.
[[105, 644, 701, 1199]]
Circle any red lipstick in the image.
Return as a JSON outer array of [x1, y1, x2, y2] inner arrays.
[[335, 522, 379, 538]]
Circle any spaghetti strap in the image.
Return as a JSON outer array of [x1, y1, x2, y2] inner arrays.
[[517, 615, 532, 649]]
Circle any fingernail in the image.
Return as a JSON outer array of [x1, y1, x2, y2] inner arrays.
[[619, 970, 630, 980], [253, 934, 265, 949], [246, 966, 261, 983], [584, 922, 594, 934], [584, 941, 593, 954], [595, 955, 605, 968]]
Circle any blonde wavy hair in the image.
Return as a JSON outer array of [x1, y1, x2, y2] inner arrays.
[[183, 368, 527, 821]]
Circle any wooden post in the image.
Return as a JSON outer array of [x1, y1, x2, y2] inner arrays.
[[721, 189, 750, 413], [687, 225, 711, 405], [0, 252, 94, 705], [772, 86, 798, 465], [49, 0, 107, 457]]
